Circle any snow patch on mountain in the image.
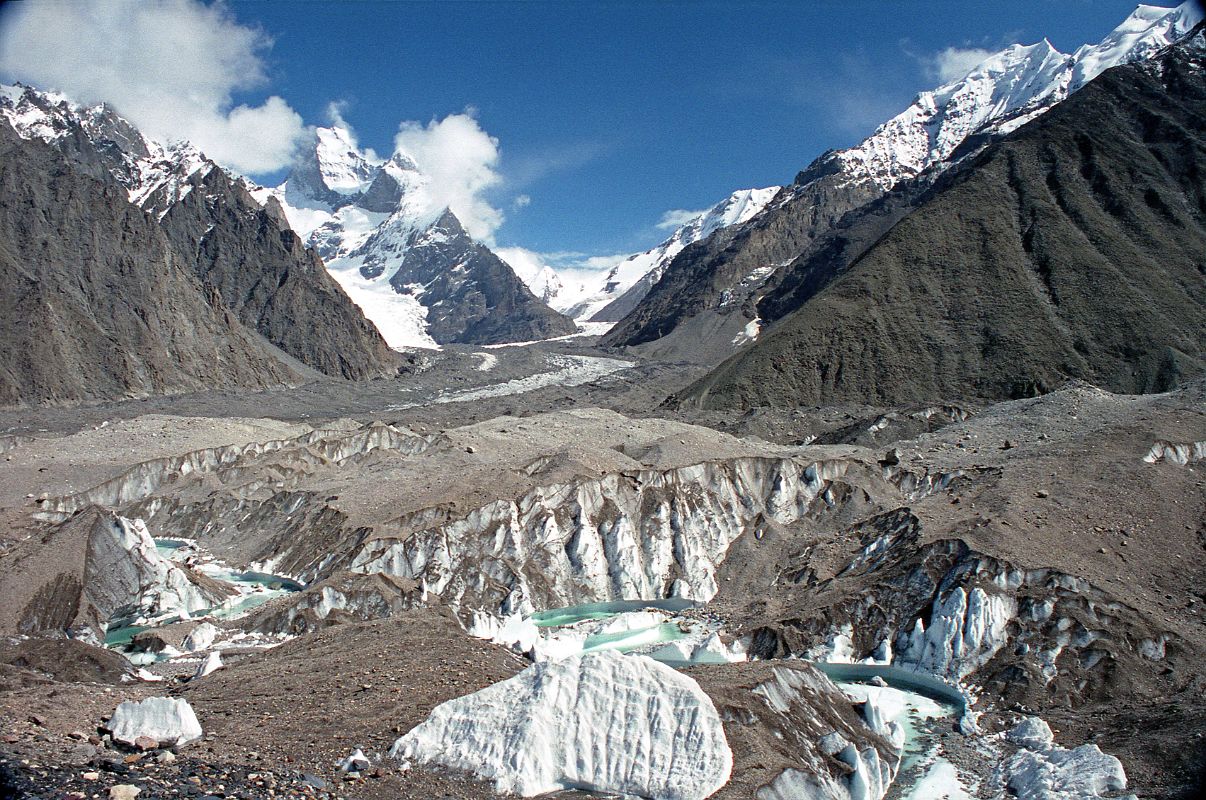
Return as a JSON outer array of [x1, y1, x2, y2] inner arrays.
[[0, 83, 217, 215], [515, 187, 780, 328], [390, 650, 732, 799]]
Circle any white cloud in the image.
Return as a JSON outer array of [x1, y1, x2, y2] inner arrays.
[[656, 208, 708, 231], [499, 247, 627, 275], [395, 112, 504, 242], [512, 194, 532, 210], [929, 47, 995, 84], [0, 0, 305, 174]]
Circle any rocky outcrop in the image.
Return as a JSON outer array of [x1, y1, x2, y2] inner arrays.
[[156, 167, 398, 381], [376, 210, 576, 344], [0, 122, 312, 405], [679, 36, 1206, 408]]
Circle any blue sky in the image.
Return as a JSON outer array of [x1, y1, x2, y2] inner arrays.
[[0, 0, 1165, 260]]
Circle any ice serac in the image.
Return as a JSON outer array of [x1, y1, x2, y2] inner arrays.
[[261, 126, 574, 348], [998, 717, 1129, 800], [109, 697, 203, 747], [350, 455, 847, 614], [0, 507, 226, 644], [602, 2, 1202, 357], [895, 586, 1016, 679], [390, 650, 732, 799]]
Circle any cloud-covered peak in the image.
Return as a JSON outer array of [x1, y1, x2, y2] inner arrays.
[[0, 0, 306, 175]]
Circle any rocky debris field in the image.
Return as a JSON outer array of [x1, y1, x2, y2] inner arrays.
[[0, 348, 1202, 800]]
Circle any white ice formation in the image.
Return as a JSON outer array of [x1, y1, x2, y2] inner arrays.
[[999, 717, 1130, 800], [895, 586, 1016, 679], [390, 650, 732, 799], [109, 697, 203, 747], [352, 456, 849, 614]]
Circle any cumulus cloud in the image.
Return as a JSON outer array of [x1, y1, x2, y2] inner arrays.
[[0, 0, 305, 174], [928, 46, 995, 84], [395, 112, 504, 242], [512, 194, 532, 210], [656, 208, 708, 231]]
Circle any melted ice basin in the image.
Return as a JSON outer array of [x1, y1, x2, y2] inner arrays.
[[816, 663, 973, 800], [103, 539, 302, 657], [478, 599, 746, 665]]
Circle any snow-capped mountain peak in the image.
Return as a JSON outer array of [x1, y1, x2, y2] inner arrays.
[[519, 185, 781, 327], [313, 125, 379, 196], [0, 82, 214, 217], [825, 0, 1203, 192]]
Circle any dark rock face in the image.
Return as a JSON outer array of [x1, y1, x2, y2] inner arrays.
[[678, 38, 1206, 409], [600, 171, 880, 350], [375, 210, 578, 344], [0, 86, 399, 390], [158, 169, 399, 381], [0, 123, 311, 405]]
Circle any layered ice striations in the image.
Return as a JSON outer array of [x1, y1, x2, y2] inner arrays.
[[351, 456, 848, 613], [895, 586, 1016, 679], [391, 650, 732, 799]]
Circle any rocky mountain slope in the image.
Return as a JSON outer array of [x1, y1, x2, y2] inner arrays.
[[0, 123, 315, 405], [602, 1, 1203, 360], [0, 84, 399, 385], [258, 127, 576, 348], [525, 187, 780, 327], [678, 31, 1206, 408]]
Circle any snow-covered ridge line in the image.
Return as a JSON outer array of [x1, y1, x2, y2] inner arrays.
[[818, 1, 1202, 192], [0, 83, 217, 216], [519, 186, 781, 326]]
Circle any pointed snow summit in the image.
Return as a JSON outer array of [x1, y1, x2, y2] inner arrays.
[[260, 126, 575, 349]]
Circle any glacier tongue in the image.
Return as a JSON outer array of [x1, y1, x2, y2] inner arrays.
[[390, 650, 732, 799]]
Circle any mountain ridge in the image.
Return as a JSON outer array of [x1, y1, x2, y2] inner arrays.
[[601, 1, 1204, 356], [675, 28, 1206, 408]]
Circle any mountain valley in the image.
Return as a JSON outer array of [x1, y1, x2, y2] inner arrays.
[[0, 4, 1203, 800]]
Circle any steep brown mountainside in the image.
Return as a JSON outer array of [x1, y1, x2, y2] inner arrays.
[[0, 122, 313, 406], [678, 35, 1206, 409], [156, 168, 399, 381]]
